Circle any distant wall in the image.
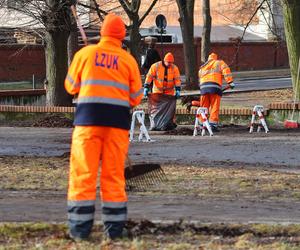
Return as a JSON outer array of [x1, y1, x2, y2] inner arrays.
[[156, 38, 289, 72], [211, 41, 289, 71], [0, 40, 289, 82], [0, 44, 45, 82]]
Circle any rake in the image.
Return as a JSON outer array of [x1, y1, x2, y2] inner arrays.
[[71, 5, 88, 46], [125, 157, 167, 191]]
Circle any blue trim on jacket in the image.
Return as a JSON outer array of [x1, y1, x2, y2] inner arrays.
[[74, 103, 130, 130], [200, 81, 223, 96]]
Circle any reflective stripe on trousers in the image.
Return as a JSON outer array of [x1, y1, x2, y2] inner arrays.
[[68, 200, 95, 239], [67, 126, 129, 238]]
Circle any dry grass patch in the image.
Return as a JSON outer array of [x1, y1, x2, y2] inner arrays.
[[0, 222, 300, 249], [153, 165, 300, 201], [1, 157, 299, 202], [0, 156, 69, 190]]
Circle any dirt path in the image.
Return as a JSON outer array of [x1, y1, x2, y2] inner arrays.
[[1, 191, 300, 223], [130, 129, 300, 168], [1, 127, 300, 167], [0, 127, 299, 223]]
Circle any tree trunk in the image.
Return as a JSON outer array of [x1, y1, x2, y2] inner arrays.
[[128, 15, 142, 66], [282, 0, 300, 100], [201, 0, 211, 63], [68, 27, 79, 65], [176, 0, 198, 89], [43, 0, 74, 106], [45, 31, 73, 106]]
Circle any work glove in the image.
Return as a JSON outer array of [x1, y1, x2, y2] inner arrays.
[[229, 82, 235, 89], [175, 86, 181, 99], [144, 87, 149, 97]]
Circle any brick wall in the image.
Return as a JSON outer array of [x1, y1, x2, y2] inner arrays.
[[0, 45, 45, 82], [157, 39, 289, 72], [0, 41, 289, 82]]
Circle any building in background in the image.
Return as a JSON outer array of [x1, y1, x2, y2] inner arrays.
[[0, 0, 90, 44], [94, 0, 284, 42], [0, 0, 284, 44]]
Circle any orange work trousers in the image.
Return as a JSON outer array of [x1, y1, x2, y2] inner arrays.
[[67, 126, 129, 239], [200, 93, 221, 124]]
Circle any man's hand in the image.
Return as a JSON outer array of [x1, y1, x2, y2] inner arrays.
[[229, 82, 235, 89], [144, 87, 149, 97]]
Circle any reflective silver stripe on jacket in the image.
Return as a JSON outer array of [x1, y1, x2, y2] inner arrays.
[[200, 67, 221, 77], [199, 84, 222, 90], [67, 74, 80, 88], [155, 62, 160, 70], [156, 78, 175, 83], [223, 73, 232, 78], [102, 214, 127, 222], [145, 72, 154, 84], [68, 213, 94, 221], [102, 201, 127, 208], [81, 79, 129, 92], [130, 88, 143, 98], [68, 200, 96, 207], [77, 97, 130, 107], [220, 63, 229, 70]]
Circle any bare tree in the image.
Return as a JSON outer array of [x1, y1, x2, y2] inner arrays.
[[282, 0, 300, 100], [176, 0, 197, 89], [42, 0, 76, 106], [81, 0, 159, 65], [201, 0, 211, 63], [118, 0, 159, 65], [2, 0, 76, 106]]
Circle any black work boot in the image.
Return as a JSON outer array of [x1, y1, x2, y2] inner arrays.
[[103, 221, 131, 241], [211, 126, 220, 132]]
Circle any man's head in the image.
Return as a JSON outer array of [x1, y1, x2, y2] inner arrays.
[[164, 52, 174, 67], [100, 13, 126, 40], [144, 36, 157, 48], [208, 53, 218, 60]]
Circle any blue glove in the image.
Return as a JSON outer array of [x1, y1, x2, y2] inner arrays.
[[175, 90, 180, 99], [144, 87, 149, 97], [229, 82, 235, 89]]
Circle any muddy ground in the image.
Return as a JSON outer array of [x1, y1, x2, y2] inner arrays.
[[0, 126, 299, 225], [0, 89, 300, 248]]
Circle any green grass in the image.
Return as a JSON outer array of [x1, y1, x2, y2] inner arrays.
[[0, 81, 43, 90]]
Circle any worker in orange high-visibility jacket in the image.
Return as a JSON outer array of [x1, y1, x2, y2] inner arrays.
[[144, 52, 181, 98], [198, 52, 235, 131], [65, 13, 143, 241]]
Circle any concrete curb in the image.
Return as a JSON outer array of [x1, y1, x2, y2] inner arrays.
[[0, 103, 299, 115]]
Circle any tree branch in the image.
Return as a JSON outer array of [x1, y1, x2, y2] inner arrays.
[[139, 0, 159, 25], [91, 0, 105, 22], [229, 0, 267, 67], [78, 2, 107, 16], [132, 0, 141, 13], [119, 0, 132, 17]]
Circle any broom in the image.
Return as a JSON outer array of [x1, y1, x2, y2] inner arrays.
[[125, 156, 166, 191], [284, 56, 300, 129]]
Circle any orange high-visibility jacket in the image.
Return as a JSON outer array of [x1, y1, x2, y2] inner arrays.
[[145, 61, 181, 95], [199, 58, 233, 96], [65, 37, 143, 129]]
